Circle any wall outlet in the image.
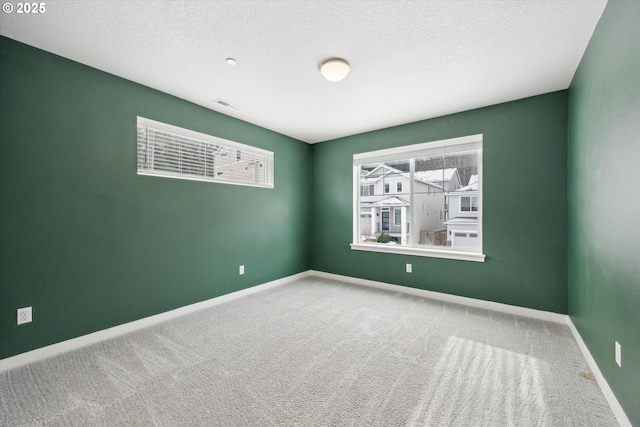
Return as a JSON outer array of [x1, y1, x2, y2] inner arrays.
[[406, 263, 412, 273], [615, 341, 622, 367], [17, 307, 32, 325], [239, 265, 245, 275]]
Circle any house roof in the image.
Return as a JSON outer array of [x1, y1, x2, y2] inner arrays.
[[444, 217, 478, 225], [361, 176, 382, 184], [363, 196, 410, 207], [361, 166, 449, 190], [414, 168, 458, 184], [364, 164, 404, 178], [453, 174, 479, 192]]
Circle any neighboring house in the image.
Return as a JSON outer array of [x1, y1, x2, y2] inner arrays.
[[359, 165, 461, 245], [414, 168, 462, 192], [444, 174, 479, 249]]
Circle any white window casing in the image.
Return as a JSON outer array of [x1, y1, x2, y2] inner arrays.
[[352, 134, 485, 262], [137, 117, 274, 188]]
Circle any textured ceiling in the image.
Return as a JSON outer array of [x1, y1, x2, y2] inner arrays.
[[0, 0, 606, 143]]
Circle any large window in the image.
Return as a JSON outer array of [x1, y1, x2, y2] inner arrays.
[[352, 134, 484, 262], [137, 117, 274, 188]]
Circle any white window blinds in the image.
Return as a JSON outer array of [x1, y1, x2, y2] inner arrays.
[[137, 117, 274, 188]]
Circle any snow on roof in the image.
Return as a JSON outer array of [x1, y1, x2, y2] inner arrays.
[[368, 196, 410, 207], [448, 174, 478, 192], [454, 182, 478, 192], [365, 164, 404, 177], [361, 176, 381, 183], [444, 217, 478, 224], [414, 168, 457, 183]]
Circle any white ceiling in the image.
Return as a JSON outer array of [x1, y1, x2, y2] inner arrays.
[[0, 0, 606, 144]]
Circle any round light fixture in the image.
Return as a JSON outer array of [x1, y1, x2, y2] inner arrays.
[[226, 58, 237, 65], [320, 58, 351, 82]]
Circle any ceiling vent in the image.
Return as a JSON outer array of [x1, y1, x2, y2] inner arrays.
[[214, 98, 242, 111]]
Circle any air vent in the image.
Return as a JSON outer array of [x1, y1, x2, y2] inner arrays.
[[214, 98, 242, 111]]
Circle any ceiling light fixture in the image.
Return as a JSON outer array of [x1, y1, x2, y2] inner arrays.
[[226, 58, 237, 65], [320, 58, 351, 82]]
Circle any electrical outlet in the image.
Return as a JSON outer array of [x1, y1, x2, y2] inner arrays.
[[239, 265, 245, 275], [406, 263, 412, 273], [17, 307, 32, 325], [615, 341, 622, 367]]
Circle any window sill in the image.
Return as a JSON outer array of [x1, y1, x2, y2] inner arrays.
[[350, 243, 486, 262]]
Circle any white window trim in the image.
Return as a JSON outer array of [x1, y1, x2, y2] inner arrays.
[[460, 195, 478, 212], [397, 182, 403, 193], [360, 184, 374, 196], [352, 134, 485, 263], [350, 242, 486, 262], [137, 117, 274, 188]]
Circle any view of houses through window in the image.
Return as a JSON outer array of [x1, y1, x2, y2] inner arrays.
[[354, 136, 482, 255]]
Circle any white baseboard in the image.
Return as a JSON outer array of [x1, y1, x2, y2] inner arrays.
[[1, 269, 631, 426], [0, 271, 310, 372], [567, 318, 631, 427], [309, 270, 631, 427], [309, 270, 567, 324]]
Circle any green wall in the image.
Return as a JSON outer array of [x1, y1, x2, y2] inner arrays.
[[311, 91, 569, 314], [0, 37, 312, 359], [3, 7, 638, 421], [568, 1, 640, 425]]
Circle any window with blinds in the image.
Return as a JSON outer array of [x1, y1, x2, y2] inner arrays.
[[137, 117, 274, 188]]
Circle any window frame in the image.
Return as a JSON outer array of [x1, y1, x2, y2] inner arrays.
[[360, 184, 374, 196], [351, 134, 485, 262], [397, 181, 403, 193], [393, 207, 402, 226], [460, 196, 478, 212], [137, 117, 274, 188]]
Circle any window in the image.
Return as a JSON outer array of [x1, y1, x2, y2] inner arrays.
[[137, 117, 274, 188], [461, 196, 478, 212], [352, 134, 484, 262], [360, 184, 374, 196]]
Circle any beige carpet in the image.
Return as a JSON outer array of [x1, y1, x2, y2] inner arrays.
[[0, 276, 618, 426]]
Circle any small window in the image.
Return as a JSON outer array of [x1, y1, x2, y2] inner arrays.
[[461, 196, 478, 212], [137, 117, 274, 188], [360, 184, 374, 196], [397, 182, 403, 192], [384, 183, 390, 193]]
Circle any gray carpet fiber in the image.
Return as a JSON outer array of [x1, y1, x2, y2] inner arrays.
[[1, 277, 618, 426]]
